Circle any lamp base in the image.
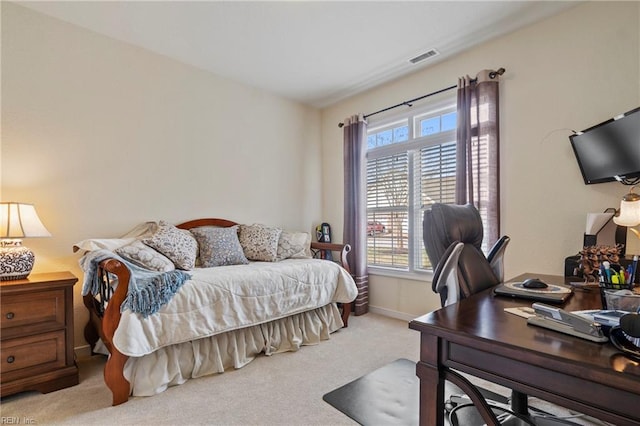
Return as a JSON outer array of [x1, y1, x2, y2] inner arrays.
[[0, 245, 35, 281]]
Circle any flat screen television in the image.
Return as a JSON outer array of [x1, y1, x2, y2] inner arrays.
[[569, 107, 640, 184]]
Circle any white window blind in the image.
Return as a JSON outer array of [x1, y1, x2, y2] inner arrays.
[[367, 153, 409, 267], [366, 97, 458, 273], [413, 141, 457, 269]]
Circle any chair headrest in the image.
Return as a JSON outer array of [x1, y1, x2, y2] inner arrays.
[[423, 203, 500, 303], [428, 203, 484, 249]]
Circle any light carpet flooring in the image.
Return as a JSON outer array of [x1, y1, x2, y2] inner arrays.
[[1, 313, 608, 425]]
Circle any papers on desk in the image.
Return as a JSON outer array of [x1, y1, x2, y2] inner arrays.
[[504, 306, 536, 319]]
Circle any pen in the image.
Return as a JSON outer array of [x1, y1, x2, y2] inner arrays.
[[603, 261, 612, 283], [632, 255, 638, 284]]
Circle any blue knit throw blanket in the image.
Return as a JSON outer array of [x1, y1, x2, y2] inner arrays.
[[79, 249, 191, 318]]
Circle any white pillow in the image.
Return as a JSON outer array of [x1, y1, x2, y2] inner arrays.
[[116, 240, 175, 272], [72, 237, 134, 253], [72, 221, 159, 253], [277, 231, 312, 260]]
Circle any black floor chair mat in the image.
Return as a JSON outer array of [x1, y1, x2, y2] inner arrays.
[[322, 358, 508, 425]]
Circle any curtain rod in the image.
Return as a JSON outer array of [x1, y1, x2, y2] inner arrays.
[[338, 67, 505, 128]]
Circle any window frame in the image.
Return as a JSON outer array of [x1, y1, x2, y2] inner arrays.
[[366, 97, 457, 280]]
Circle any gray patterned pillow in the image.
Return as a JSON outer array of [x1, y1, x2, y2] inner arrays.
[[142, 221, 198, 270], [190, 226, 249, 267], [239, 224, 282, 262], [116, 240, 175, 272], [276, 231, 312, 261]]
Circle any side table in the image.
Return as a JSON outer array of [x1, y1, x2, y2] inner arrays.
[[1, 271, 79, 396]]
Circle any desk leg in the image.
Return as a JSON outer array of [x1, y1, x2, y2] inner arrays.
[[415, 334, 446, 426], [415, 333, 502, 426], [416, 361, 445, 425]]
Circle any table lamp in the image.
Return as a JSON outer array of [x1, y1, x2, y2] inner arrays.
[[613, 186, 640, 237], [0, 202, 51, 280]]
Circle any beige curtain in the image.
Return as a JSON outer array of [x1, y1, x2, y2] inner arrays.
[[343, 114, 369, 315], [456, 70, 501, 246]]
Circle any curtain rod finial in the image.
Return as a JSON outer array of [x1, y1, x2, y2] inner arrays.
[[338, 122, 344, 128], [489, 67, 506, 79]]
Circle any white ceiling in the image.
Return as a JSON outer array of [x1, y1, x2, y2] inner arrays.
[[17, 1, 579, 108]]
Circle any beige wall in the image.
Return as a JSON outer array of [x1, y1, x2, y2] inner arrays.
[[321, 1, 640, 319], [1, 3, 322, 350]]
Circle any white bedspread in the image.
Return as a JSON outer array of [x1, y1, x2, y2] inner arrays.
[[113, 258, 357, 356]]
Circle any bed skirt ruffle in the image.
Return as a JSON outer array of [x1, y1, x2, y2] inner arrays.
[[122, 303, 344, 396]]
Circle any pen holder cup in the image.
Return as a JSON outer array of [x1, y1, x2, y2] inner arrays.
[[600, 287, 640, 312]]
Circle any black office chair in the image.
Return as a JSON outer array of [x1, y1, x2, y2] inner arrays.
[[423, 203, 541, 425], [423, 203, 509, 307]]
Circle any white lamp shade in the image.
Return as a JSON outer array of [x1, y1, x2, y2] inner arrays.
[[0, 202, 52, 238], [613, 198, 640, 227]]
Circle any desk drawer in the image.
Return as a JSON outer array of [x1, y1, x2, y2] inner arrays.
[[0, 330, 66, 380], [1, 289, 65, 332]]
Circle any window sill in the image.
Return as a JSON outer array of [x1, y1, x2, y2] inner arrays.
[[367, 266, 433, 283]]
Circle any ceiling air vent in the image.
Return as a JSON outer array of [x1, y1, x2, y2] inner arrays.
[[409, 49, 440, 64]]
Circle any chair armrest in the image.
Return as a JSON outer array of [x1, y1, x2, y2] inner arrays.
[[432, 242, 464, 307], [487, 235, 510, 282]]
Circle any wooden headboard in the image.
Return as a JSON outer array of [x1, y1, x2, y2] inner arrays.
[[176, 218, 238, 229]]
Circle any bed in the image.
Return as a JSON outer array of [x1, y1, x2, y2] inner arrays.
[[80, 218, 358, 405]]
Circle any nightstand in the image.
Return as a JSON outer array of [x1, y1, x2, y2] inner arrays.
[[0, 271, 79, 396]]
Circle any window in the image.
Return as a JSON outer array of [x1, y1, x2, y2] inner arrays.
[[366, 98, 459, 274]]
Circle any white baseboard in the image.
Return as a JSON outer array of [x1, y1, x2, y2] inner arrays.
[[368, 305, 417, 322]]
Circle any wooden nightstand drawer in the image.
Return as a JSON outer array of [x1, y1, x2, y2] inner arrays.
[[1, 330, 66, 380], [1, 289, 65, 336], [0, 272, 78, 396]]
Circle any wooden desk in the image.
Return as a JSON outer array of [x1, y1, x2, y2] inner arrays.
[[409, 273, 640, 426]]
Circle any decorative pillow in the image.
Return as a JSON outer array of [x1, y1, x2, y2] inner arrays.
[[239, 224, 282, 262], [142, 221, 198, 270], [276, 231, 312, 261], [115, 240, 175, 272], [190, 226, 249, 267]]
